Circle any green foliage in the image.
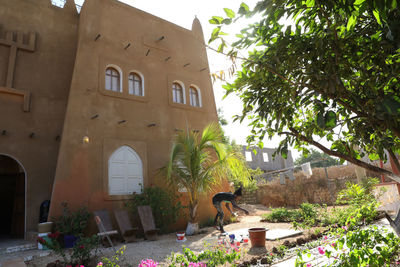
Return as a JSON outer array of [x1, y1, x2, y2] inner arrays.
[[262, 207, 301, 223], [164, 123, 251, 223], [209, 0, 400, 178], [168, 246, 240, 267], [52, 202, 91, 236], [38, 232, 100, 266], [296, 226, 400, 266], [99, 245, 126, 267], [294, 149, 340, 168], [127, 185, 184, 234], [337, 181, 376, 206]]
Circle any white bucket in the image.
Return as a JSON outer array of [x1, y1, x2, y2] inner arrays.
[[37, 232, 51, 250]]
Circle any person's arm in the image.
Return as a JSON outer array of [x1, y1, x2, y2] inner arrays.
[[225, 202, 234, 213], [231, 200, 249, 215]]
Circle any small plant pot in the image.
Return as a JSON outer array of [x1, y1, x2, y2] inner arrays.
[[176, 231, 186, 242], [64, 234, 78, 248], [248, 228, 267, 247]]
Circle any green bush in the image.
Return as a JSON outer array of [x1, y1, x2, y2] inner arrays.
[[127, 185, 184, 233], [262, 207, 301, 222], [168, 246, 240, 267], [52, 202, 91, 237]]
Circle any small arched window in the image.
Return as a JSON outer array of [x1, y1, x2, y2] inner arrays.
[[129, 72, 144, 96], [189, 86, 200, 107], [105, 67, 121, 92], [172, 82, 184, 104]]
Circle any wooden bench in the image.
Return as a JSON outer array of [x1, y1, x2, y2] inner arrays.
[[137, 205, 159, 241], [114, 209, 138, 243]]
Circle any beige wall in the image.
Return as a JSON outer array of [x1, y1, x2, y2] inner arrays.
[[0, 0, 78, 237], [49, 0, 222, 232], [1, 0, 222, 238]]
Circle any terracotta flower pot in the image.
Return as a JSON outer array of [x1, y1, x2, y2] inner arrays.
[[248, 227, 267, 247]]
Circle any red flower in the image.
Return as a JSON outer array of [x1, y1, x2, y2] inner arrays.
[[48, 231, 60, 239], [37, 237, 46, 244], [79, 245, 85, 249]]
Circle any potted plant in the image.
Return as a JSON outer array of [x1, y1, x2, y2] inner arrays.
[[53, 202, 91, 248]]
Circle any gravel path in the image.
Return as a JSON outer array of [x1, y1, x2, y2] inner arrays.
[[23, 204, 309, 266]]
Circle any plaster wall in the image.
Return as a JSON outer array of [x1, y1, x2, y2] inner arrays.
[[243, 146, 294, 172], [0, 0, 78, 236], [49, 0, 223, 231]]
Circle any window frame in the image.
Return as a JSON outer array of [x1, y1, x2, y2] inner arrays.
[[128, 71, 144, 97], [172, 81, 185, 104], [108, 145, 143, 196], [105, 65, 123, 93], [189, 85, 201, 107]]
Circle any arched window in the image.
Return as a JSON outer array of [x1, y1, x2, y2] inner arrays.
[[105, 67, 121, 92], [189, 86, 201, 107], [108, 146, 143, 195], [128, 72, 144, 96], [172, 82, 184, 104]]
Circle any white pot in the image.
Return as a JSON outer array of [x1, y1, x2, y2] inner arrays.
[[185, 222, 199, 236]]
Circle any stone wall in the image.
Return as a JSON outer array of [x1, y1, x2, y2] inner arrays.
[[255, 165, 358, 207]]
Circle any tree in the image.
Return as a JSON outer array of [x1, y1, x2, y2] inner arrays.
[[209, 0, 400, 181], [164, 123, 250, 234], [295, 149, 340, 168]]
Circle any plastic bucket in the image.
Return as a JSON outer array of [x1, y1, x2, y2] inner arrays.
[[248, 228, 267, 247], [37, 232, 51, 250], [64, 235, 78, 248], [176, 232, 185, 241]]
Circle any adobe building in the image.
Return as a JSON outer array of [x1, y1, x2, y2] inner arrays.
[[0, 0, 225, 240]]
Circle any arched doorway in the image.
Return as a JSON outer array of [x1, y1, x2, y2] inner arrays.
[[0, 155, 25, 239]]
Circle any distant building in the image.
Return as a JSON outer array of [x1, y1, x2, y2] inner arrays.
[[242, 146, 294, 172]]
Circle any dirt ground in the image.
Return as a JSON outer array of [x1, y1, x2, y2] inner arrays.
[[27, 204, 315, 266]]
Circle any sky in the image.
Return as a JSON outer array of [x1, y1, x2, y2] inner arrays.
[[71, 0, 300, 159]]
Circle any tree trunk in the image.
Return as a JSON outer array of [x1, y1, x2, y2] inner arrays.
[[288, 128, 400, 183], [186, 201, 199, 235]]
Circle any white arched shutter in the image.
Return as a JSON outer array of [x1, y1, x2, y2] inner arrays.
[[108, 146, 143, 195]]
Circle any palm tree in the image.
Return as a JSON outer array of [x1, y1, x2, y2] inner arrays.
[[165, 123, 250, 234]]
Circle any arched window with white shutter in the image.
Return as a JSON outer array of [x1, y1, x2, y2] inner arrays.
[[108, 146, 143, 195]]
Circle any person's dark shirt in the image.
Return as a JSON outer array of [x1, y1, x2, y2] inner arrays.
[[212, 192, 236, 204]]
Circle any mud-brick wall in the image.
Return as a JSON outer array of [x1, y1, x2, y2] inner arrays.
[[256, 165, 359, 207]]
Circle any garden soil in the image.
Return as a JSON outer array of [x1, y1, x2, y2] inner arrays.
[[25, 204, 319, 266]]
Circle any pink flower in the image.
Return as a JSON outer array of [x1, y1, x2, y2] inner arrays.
[[307, 264, 312, 267], [324, 236, 328, 240], [270, 253, 274, 256], [318, 246, 325, 255], [342, 226, 348, 231], [138, 259, 158, 267], [97, 263, 103, 267]]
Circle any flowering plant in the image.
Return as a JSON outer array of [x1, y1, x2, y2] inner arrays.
[[138, 259, 158, 267], [38, 233, 100, 266]]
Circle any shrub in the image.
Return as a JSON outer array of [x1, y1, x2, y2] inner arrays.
[[168, 246, 240, 267], [38, 232, 100, 266], [261, 207, 301, 222], [99, 246, 126, 267], [296, 226, 400, 266], [127, 185, 184, 233], [52, 202, 91, 237]]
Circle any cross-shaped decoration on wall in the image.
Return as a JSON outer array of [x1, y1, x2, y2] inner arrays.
[[0, 30, 36, 112]]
